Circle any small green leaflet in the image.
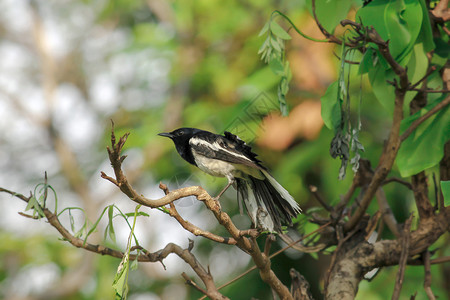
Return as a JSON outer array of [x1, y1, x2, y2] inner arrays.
[[321, 81, 342, 131], [269, 21, 291, 40], [113, 255, 129, 300], [441, 181, 450, 207]]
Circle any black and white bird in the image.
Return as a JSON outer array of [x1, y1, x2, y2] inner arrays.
[[158, 128, 301, 233]]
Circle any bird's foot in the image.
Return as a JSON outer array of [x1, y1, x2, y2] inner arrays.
[[211, 197, 222, 210], [239, 228, 260, 238]]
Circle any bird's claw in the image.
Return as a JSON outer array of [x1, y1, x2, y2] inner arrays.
[[211, 197, 222, 210]]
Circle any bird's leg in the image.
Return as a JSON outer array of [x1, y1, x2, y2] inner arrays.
[[213, 179, 234, 201]]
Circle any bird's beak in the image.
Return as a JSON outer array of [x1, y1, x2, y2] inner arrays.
[[158, 132, 174, 139]]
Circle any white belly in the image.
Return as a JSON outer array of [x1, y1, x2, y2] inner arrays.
[[191, 149, 264, 180], [193, 152, 236, 178]]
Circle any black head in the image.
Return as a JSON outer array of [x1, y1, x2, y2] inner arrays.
[[158, 128, 203, 165]]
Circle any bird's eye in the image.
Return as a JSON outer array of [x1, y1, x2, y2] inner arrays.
[[177, 130, 184, 136]]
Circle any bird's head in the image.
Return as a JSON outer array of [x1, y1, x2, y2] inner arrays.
[[158, 128, 203, 162], [158, 127, 201, 142]]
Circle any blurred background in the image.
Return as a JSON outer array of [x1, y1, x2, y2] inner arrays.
[[0, 0, 447, 299]]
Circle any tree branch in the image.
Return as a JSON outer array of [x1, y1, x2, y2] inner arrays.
[[392, 215, 413, 300], [326, 207, 450, 300], [158, 183, 237, 245], [400, 95, 450, 142], [0, 186, 228, 300], [422, 250, 436, 300], [382, 177, 413, 190], [375, 188, 400, 237]]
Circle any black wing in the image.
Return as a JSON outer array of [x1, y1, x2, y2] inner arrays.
[[188, 131, 266, 170]]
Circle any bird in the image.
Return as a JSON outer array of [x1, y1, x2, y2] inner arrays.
[[158, 128, 301, 233]]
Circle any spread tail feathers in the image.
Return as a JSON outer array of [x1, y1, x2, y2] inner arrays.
[[236, 170, 301, 233]]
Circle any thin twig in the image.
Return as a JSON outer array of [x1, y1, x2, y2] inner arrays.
[[422, 250, 436, 300], [182, 272, 209, 296], [332, 51, 360, 64], [408, 88, 450, 93], [409, 66, 437, 90], [383, 177, 413, 190], [376, 188, 401, 237], [407, 255, 450, 265], [159, 183, 237, 245], [392, 214, 413, 300], [264, 234, 276, 256], [401, 95, 450, 142], [309, 185, 332, 212]]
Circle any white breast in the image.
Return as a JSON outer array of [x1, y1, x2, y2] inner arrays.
[[192, 149, 236, 179]]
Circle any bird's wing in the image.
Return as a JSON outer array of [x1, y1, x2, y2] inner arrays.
[[189, 131, 266, 171]]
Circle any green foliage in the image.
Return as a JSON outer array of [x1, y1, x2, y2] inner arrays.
[[397, 97, 450, 177], [357, 0, 435, 114], [83, 204, 147, 246], [357, 0, 423, 62], [259, 15, 293, 116], [58, 207, 89, 238], [113, 205, 142, 300], [321, 81, 341, 131], [442, 181, 450, 207], [24, 180, 58, 219], [306, 0, 353, 33]]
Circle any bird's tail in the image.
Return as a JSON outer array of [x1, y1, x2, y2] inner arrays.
[[236, 170, 301, 233]]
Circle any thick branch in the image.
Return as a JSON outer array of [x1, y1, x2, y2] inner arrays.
[[326, 207, 450, 300], [248, 238, 293, 299], [290, 269, 314, 300]]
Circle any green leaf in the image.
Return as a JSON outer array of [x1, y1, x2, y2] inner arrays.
[[306, 0, 353, 34], [124, 211, 150, 218], [432, 37, 450, 70], [441, 181, 450, 207], [113, 257, 129, 300], [309, 252, 319, 260], [277, 78, 289, 116], [321, 81, 342, 130], [270, 21, 291, 40], [417, 0, 435, 52], [269, 58, 285, 76], [25, 195, 45, 218], [84, 206, 110, 245], [259, 21, 270, 37], [25, 196, 37, 211], [108, 224, 116, 242], [258, 36, 269, 54], [396, 97, 450, 177], [269, 36, 282, 53], [369, 42, 428, 114], [359, 48, 376, 75], [130, 257, 139, 271], [403, 42, 429, 105], [357, 0, 423, 61]]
